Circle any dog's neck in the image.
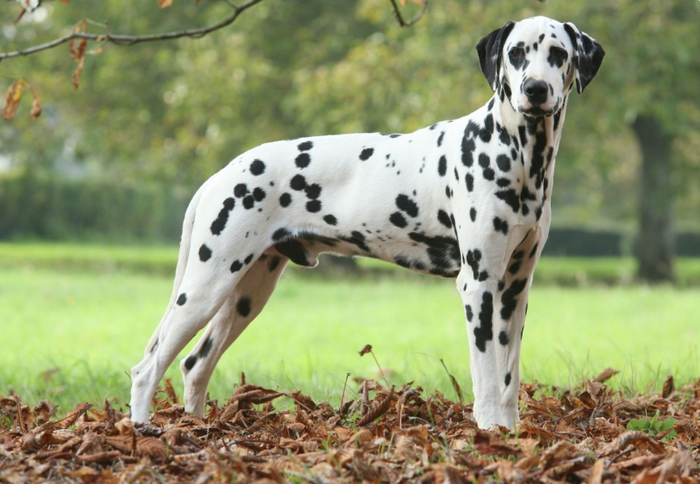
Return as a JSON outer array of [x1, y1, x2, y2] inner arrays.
[[491, 90, 570, 220]]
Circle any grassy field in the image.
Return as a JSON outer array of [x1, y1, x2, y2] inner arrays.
[[1, 242, 699, 414]]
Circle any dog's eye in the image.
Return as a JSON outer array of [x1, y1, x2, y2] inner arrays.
[[549, 47, 568, 65], [508, 47, 525, 63]]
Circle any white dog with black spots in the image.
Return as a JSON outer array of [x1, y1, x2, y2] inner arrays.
[[129, 16, 604, 430]]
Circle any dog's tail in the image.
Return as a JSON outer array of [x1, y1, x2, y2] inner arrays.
[[143, 184, 206, 356]]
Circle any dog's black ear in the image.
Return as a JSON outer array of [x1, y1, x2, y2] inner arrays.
[[564, 22, 605, 93], [476, 21, 515, 91]]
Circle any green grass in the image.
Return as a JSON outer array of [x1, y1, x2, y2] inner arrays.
[[1, 245, 698, 413]]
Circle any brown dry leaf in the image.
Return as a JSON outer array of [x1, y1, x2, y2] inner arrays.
[[358, 344, 372, 356], [158, 0, 173, 8], [72, 55, 86, 90], [592, 367, 619, 383], [3, 79, 25, 120], [357, 386, 393, 426], [662, 375, 675, 398], [2, 377, 700, 483], [599, 431, 665, 456], [27, 82, 42, 120], [473, 430, 522, 457], [33, 400, 56, 424], [164, 378, 179, 404]]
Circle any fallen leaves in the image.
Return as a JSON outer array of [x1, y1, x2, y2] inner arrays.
[[0, 374, 699, 483]]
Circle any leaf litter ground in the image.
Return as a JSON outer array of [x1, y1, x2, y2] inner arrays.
[[1, 368, 699, 483]]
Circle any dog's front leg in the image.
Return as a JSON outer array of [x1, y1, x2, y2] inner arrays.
[[457, 272, 504, 429], [456, 233, 515, 429]]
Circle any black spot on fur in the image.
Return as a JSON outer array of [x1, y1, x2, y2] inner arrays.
[[290, 174, 306, 191], [199, 337, 213, 358], [230, 260, 243, 273], [493, 217, 509, 235], [236, 297, 251, 317], [496, 123, 511, 146], [465, 305, 473, 322], [496, 189, 521, 213], [474, 291, 494, 352], [470, 207, 477, 222], [518, 125, 528, 147], [298, 141, 313, 151], [437, 210, 452, 229], [529, 242, 539, 259], [279, 193, 292, 207], [396, 194, 419, 218], [501, 278, 528, 320], [323, 214, 337, 226], [253, 187, 266, 202], [210, 198, 235, 235], [461, 123, 476, 167], [176, 293, 187, 306], [199, 244, 212, 262], [244, 254, 254, 265], [390, 212, 408, 228], [483, 167, 495, 181], [360, 148, 374, 161], [509, 260, 522, 274], [234, 184, 248, 198], [295, 152, 311, 168], [305, 184, 321, 199], [272, 228, 291, 241], [466, 174, 474, 192], [250, 159, 266, 176], [242, 195, 255, 210], [408, 232, 460, 272], [478, 153, 490, 168], [339, 231, 371, 253], [437, 131, 445, 147], [479, 114, 494, 143], [505, 372, 512, 387], [466, 249, 488, 282], [499, 330, 509, 346], [438, 155, 447, 176], [268, 255, 281, 272], [306, 200, 322, 213], [497, 177, 511, 188], [496, 154, 511, 172], [184, 355, 197, 371]]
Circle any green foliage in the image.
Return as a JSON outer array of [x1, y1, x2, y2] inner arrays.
[[626, 411, 677, 440], [1, 0, 699, 229]]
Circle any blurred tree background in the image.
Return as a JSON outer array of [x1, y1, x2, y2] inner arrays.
[[1, 0, 699, 282]]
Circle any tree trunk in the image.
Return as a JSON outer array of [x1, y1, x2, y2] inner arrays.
[[631, 115, 675, 283]]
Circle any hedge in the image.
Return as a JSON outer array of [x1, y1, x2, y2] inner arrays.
[[0, 174, 190, 243]]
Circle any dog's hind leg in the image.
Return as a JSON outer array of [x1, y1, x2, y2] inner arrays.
[[129, 262, 242, 422], [129, 179, 265, 423], [180, 252, 289, 417]]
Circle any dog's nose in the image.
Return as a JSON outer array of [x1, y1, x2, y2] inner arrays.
[[524, 79, 548, 106]]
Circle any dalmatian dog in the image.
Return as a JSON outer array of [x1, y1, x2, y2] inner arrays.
[[129, 16, 604, 429]]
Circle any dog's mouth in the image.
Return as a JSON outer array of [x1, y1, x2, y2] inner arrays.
[[521, 105, 558, 117]]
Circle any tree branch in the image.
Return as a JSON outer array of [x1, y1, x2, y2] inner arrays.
[[0, 0, 265, 61], [389, 0, 429, 28]]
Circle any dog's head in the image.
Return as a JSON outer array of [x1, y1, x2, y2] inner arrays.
[[477, 16, 604, 117]]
